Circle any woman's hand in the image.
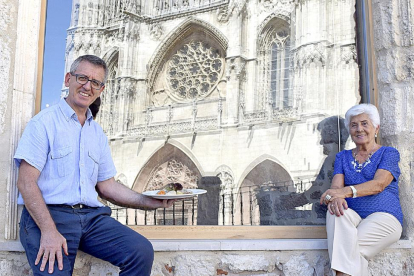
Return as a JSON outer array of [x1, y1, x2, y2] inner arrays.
[[320, 188, 348, 205], [327, 198, 348, 216]]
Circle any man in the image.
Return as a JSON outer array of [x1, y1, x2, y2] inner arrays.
[[15, 55, 174, 275]]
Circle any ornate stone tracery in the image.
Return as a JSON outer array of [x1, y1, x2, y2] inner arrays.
[[341, 45, 357, 64], [166, 41, 224, 102], [149, 23, 164, 40], [226, 57, 247, 81], [217, 7, 230, 23], [147, 17, 228, 102], [145, 159, 199, 191], [294, 43, 326, 68], [216, 166, 235, 225]]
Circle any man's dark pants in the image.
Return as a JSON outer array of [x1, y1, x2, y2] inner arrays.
[[20, 205, 154, 276]]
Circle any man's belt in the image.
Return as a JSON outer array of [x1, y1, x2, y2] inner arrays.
[[47, 204, 97, 209]]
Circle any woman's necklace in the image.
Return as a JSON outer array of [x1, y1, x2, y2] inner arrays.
[[351, 145, 377, 173]]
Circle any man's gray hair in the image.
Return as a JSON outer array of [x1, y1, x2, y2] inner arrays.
[[344, 103, 380, 132], [70, 55, 108, 83]]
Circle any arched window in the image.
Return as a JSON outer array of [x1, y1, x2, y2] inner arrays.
[[270, 32, 291, 109], [98, 52, 119, 133], [257, 18, 292, 110], [150, 28, 226, 107]]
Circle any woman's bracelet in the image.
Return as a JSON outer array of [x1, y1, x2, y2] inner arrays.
[[350, 186, 357, 198]]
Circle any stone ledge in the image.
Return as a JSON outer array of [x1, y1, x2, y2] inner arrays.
[[151, 238, 412, 251], [1, 239, 411, 252]]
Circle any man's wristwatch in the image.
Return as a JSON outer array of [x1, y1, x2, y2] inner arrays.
[[350, 186, 357, 198]]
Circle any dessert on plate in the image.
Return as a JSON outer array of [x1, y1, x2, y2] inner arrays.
[[156, 183, 193, 195]]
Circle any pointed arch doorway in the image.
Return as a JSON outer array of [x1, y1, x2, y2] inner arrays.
[[233, 159, 294, 225], [130, 143, 203, 225]]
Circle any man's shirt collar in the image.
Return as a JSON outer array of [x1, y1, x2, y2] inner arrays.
[[59, 98, 93, 123]]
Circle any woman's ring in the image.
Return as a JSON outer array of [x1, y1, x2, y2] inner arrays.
[[325, 194, 332, 201]]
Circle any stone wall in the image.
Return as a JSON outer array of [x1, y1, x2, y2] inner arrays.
[[0, 0, 18, 240], [0, 247, 413, 276], [372, 0, 414, 241], [0, 0, 413, 275]]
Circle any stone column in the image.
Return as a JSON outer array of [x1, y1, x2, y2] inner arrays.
[[224, 7, 243, 125], [372, 0, 414, 240], [197, 177, 221, 225], [2, 0, 43, 240]]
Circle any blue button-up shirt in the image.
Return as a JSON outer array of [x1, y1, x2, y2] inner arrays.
[[14, 98, 117, 207]]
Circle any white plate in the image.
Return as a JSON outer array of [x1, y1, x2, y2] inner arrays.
[[142, 189, 207, 199]]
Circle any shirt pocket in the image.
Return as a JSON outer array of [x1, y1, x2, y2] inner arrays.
[[87, 150, 99, 181], [50, 146, 72, 178]]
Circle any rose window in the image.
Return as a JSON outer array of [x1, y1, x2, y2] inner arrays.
[[166, 41, 223, 102]]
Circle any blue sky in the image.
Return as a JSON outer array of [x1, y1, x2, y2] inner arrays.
[[41, 0, 72, 109]]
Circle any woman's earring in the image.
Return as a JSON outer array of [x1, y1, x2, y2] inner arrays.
[[375, 133, 378, 138]]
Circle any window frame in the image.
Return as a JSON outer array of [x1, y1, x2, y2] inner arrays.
[[27, 0, 376, 240]]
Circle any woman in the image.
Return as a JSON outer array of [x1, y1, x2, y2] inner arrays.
[[320, 104, 403, 276]]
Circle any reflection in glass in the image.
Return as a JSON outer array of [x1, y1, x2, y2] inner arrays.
[[58, 1, 360, 226]]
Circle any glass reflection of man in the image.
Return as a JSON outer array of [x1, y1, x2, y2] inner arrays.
[[298, 116, 349, 221], [15, 55, 175, 276], [258, 116, 348, 225]]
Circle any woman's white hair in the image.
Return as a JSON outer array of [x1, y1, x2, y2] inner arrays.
[[344, 103, 380, 132]]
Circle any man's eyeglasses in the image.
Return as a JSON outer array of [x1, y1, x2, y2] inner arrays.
[[71, 73, 104, 90]]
